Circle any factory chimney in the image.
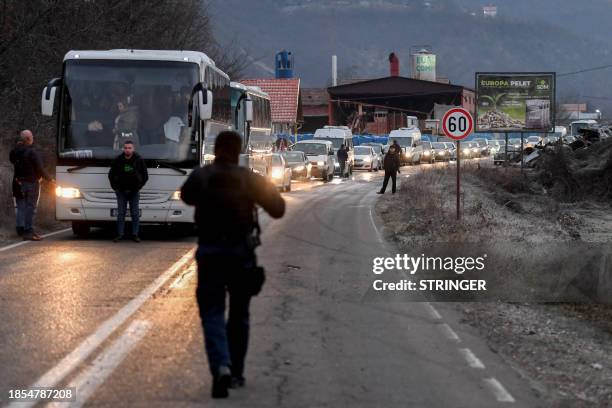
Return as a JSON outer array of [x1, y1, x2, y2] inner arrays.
[[389, 52, 399, 77], [332, 55, 337, 86]]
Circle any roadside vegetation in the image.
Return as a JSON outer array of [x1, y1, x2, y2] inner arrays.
[[377, 162, 612, 406]]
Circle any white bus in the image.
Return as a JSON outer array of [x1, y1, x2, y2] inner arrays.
[[230, 82, 273, 176], [41, 49, 232, 236]]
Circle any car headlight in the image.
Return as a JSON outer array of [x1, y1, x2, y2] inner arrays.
[[364, 157, 371, 162], [317, 161, 324, 166], [294, 165, 305, 171], [440, 151, 445, 155], [271, 167, 284, 179], [472, 148, 478, 153], [334, 162, 340, 167], [423, 151, 430, 156], [463, 149, 470, 154], [170, 190, 181, 200], [203, 154, 215, 161], [55, 186, 81, 199]]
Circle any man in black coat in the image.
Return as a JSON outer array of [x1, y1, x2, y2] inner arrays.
[[181, 131, 285, 399], [108, 140, 148, 242], [10, 130, 54, 240], [337, 144, 349, 178], [378, 145, 401, 194]]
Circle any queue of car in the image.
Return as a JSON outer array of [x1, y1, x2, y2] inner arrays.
[[263, 125, 511, 191]]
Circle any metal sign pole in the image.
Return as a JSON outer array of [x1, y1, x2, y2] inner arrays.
[[504, 132, 508, 167], [520, 132, 524, 172], [456, 139, 461, 220]]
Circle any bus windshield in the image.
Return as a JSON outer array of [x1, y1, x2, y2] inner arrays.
[[58, 59, 199, 165]]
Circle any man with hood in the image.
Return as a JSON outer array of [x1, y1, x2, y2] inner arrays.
[[108, 140, 148, 242]]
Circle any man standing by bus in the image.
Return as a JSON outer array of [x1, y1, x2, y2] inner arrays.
[[9, 130, 54, 240], [108, 140, 148, 242], [181, 131, 285, 399]]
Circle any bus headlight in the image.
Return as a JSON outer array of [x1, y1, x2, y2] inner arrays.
[[170, 190, 181, 200], [55, 186, 81, 199], [271, 167, 284, 179]]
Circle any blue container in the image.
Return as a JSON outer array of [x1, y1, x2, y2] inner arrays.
[[275, 50, 294, 79]]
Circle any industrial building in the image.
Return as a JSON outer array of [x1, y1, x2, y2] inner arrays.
[[326, 51, 475, 134]]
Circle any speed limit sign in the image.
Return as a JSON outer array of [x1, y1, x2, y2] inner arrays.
[[442, 108, 473, 140]]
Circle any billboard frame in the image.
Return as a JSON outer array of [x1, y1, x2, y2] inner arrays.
[[475, 72, 556, 133]]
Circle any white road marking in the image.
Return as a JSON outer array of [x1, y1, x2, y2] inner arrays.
[[438, 323, 461, 342], [483, 378, 516, 403], [423, 302, 442, 320], [459, 348, 485, 369], [46, 319, 152, 408], [0, 228, 71, 252], [368, 207, 384, 244], [169, 262, 196, 289], [6, 249, 194, 408]]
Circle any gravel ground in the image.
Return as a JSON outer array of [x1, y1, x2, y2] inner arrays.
[[377, 164, 612, 407]]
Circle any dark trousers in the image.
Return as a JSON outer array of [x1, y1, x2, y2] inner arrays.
[[115, 191, 140, 236], [380, 170, 397, 194], [16, 181, 40, 234], [196, 245, 253, 378], [339, 160, 347, 177]]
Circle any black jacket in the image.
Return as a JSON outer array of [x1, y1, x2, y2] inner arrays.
[[383, 151, 401, 173], [9, 145, 52, 183], [108, 153, 148, 192], [181, 162, 285, 244], [337, 147, 348, 162]]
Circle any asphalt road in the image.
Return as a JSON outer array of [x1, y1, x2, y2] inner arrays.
[[0, 159, 542, 407]]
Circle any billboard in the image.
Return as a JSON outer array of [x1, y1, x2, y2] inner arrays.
[[475, 73, 555, 132]]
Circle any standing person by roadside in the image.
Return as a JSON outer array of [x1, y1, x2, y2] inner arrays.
[[378, 145, 401, 194], [337, 144, 349, 178], [9, 130, 54, 241], [108, 140, 148, 242], [181, 131, 285, 399]]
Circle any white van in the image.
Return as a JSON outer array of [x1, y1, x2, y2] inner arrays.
[[313, 126, 354, 176], [292, 140, 335, 182], [389, 126, 422, 164]]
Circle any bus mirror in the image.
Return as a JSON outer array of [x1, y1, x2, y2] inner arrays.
[[41, 77, 61, 116], [244, 99, 254, 123], [199, 89, 213, 121]]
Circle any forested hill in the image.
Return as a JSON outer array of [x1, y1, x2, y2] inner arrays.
[[212, 0, 612, 111]]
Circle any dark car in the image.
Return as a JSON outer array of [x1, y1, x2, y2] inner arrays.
[[282, 151, 312, 180]]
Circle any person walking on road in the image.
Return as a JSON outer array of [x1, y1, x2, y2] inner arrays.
[[378, 145, 401, 194], [181, 131, 285, 399], [337, 144, 349, 178], [9, 130, 54, 240], [108, 140, 148, 242]]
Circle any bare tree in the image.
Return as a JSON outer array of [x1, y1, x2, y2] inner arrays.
[[0, 0, 249, 225]]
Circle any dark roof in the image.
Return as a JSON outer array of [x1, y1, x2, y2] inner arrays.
[[327, 76, 467, 116], [301, 88, 328, 106]]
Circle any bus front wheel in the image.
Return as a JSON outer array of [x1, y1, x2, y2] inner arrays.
[[72, 221, 90, 237]]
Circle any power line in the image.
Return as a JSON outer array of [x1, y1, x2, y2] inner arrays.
[[558, 63, 612, 77]]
